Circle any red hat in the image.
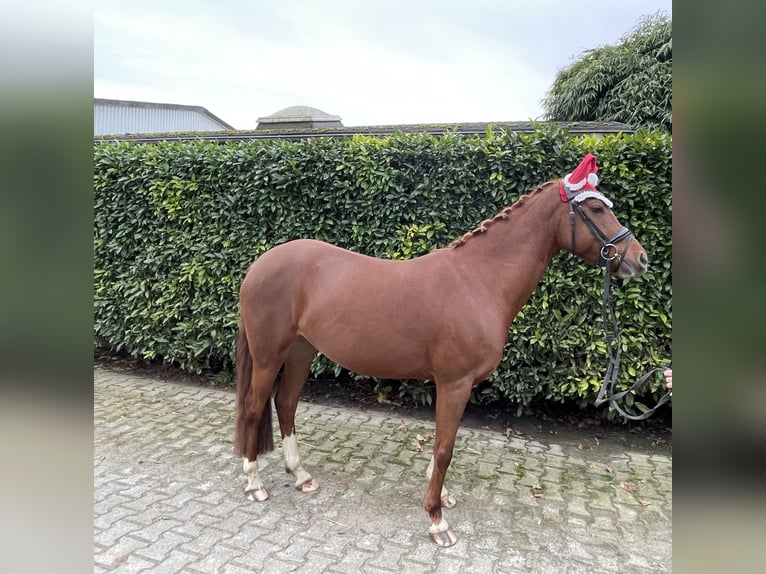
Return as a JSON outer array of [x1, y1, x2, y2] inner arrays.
[[559, 153, 613, 207], [563, 153, 599, 191]]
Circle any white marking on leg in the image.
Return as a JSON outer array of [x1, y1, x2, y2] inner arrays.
[[427, 454, 451, 500], [428, 516, 457, 546], [282, 433, 317, 490], [243, 457, 269, 501], [428, 517, 450, 534]]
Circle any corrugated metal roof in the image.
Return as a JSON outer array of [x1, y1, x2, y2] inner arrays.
[[94, 98, 234, 135]]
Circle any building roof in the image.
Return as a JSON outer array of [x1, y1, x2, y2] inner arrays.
[[257, 105, 342, 124], [256, 105, 343, 130], [94, 98, 234, 131]]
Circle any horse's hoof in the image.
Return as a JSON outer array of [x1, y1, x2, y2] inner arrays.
[[246, 487, 269, 502], [297, 478, 319, 493], [441, 493, 456, 509], [429, 527, 458, 547]]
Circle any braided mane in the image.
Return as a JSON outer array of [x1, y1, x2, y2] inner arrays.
[[449, 181, 555, 248]]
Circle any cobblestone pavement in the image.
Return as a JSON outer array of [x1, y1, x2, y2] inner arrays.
[[94, 368, 672, 573]]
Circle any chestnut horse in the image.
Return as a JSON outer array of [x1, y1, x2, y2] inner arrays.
[[234, 162, 649, 546]]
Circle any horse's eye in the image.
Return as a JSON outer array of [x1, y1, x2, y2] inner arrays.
[[590, 205, 605, 214]]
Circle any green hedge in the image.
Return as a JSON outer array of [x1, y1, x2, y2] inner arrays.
[[94, 127, 671, 413]]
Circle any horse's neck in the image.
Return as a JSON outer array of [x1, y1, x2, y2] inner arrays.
[[450, 194, 560, 324]]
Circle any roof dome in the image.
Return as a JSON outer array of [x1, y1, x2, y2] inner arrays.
[[256, 105, 342, 129]]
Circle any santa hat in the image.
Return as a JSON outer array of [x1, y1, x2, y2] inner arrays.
[[560, 153, 613, 207], [563, 153, 599, 191]]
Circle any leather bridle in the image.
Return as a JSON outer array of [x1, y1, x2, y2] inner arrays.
[[562, 181, 634, 271], [561, 181, 671, 421]]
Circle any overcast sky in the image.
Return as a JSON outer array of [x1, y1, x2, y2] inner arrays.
[[94, 0, 672, 130]]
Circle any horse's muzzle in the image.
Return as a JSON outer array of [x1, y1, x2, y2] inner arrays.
[[616, 250, 649, 278]]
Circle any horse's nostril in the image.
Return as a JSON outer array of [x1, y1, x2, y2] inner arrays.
[[639, 251, 649, 267]]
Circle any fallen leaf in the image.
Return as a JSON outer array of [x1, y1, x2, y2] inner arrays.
[[605, 464, 614, 474], [415, 434, 425, 442], [411, 439, 423, 452], [397, 423, 407, 431], [588, 462, 599, 469], [332, 448, 340, 453], [619, 481, 637, 493], [577, 443, 583, 450], [481, 425, 491, 430], [530, 485, 544, 498], [639, 499, 651, 506]]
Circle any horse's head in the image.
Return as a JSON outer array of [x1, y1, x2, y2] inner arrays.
[[555, 155, 649, 279]]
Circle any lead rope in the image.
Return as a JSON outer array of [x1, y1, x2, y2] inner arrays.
[[593, 262, 672, 421]]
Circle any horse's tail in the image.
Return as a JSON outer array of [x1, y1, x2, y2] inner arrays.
[[234, 325, 274, 458]]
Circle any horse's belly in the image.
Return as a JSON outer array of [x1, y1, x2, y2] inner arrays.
[[301, 325, 433, 380]]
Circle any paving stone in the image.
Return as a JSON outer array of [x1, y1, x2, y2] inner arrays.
[[221, 564, 264, 574], [149, 549, 197, 573], [93, 534, 151, 569], [94, 367, 672, 573], [186, 543, 245, 573], [326, 547, 375, 573], [133, 530, 192, 562], [95, 519, 144, 547]]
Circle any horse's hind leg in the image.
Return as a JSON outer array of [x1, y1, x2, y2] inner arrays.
[[241, 363, 281, 502], [243, 457, 268, 502], [275, 336, 319, 492]]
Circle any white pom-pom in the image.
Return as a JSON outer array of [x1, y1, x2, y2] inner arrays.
[[587, 173, 598, 187]]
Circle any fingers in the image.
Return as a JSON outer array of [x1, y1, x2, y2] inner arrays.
[[663, 369, 672, 393]]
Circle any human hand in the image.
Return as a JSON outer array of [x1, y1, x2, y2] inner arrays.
[[664, 369, 672, 395]]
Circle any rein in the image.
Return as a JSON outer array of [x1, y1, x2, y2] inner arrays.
[[592, 259, 672, 421], [563, 181, 671, 421]]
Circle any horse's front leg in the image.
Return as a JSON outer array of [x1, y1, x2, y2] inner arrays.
[[275, 337, 319, 492], [424, 380, 473, 547]]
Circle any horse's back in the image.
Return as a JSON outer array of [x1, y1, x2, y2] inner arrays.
[[241, 238, 388, 312], [243, 239, 374, 285]]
